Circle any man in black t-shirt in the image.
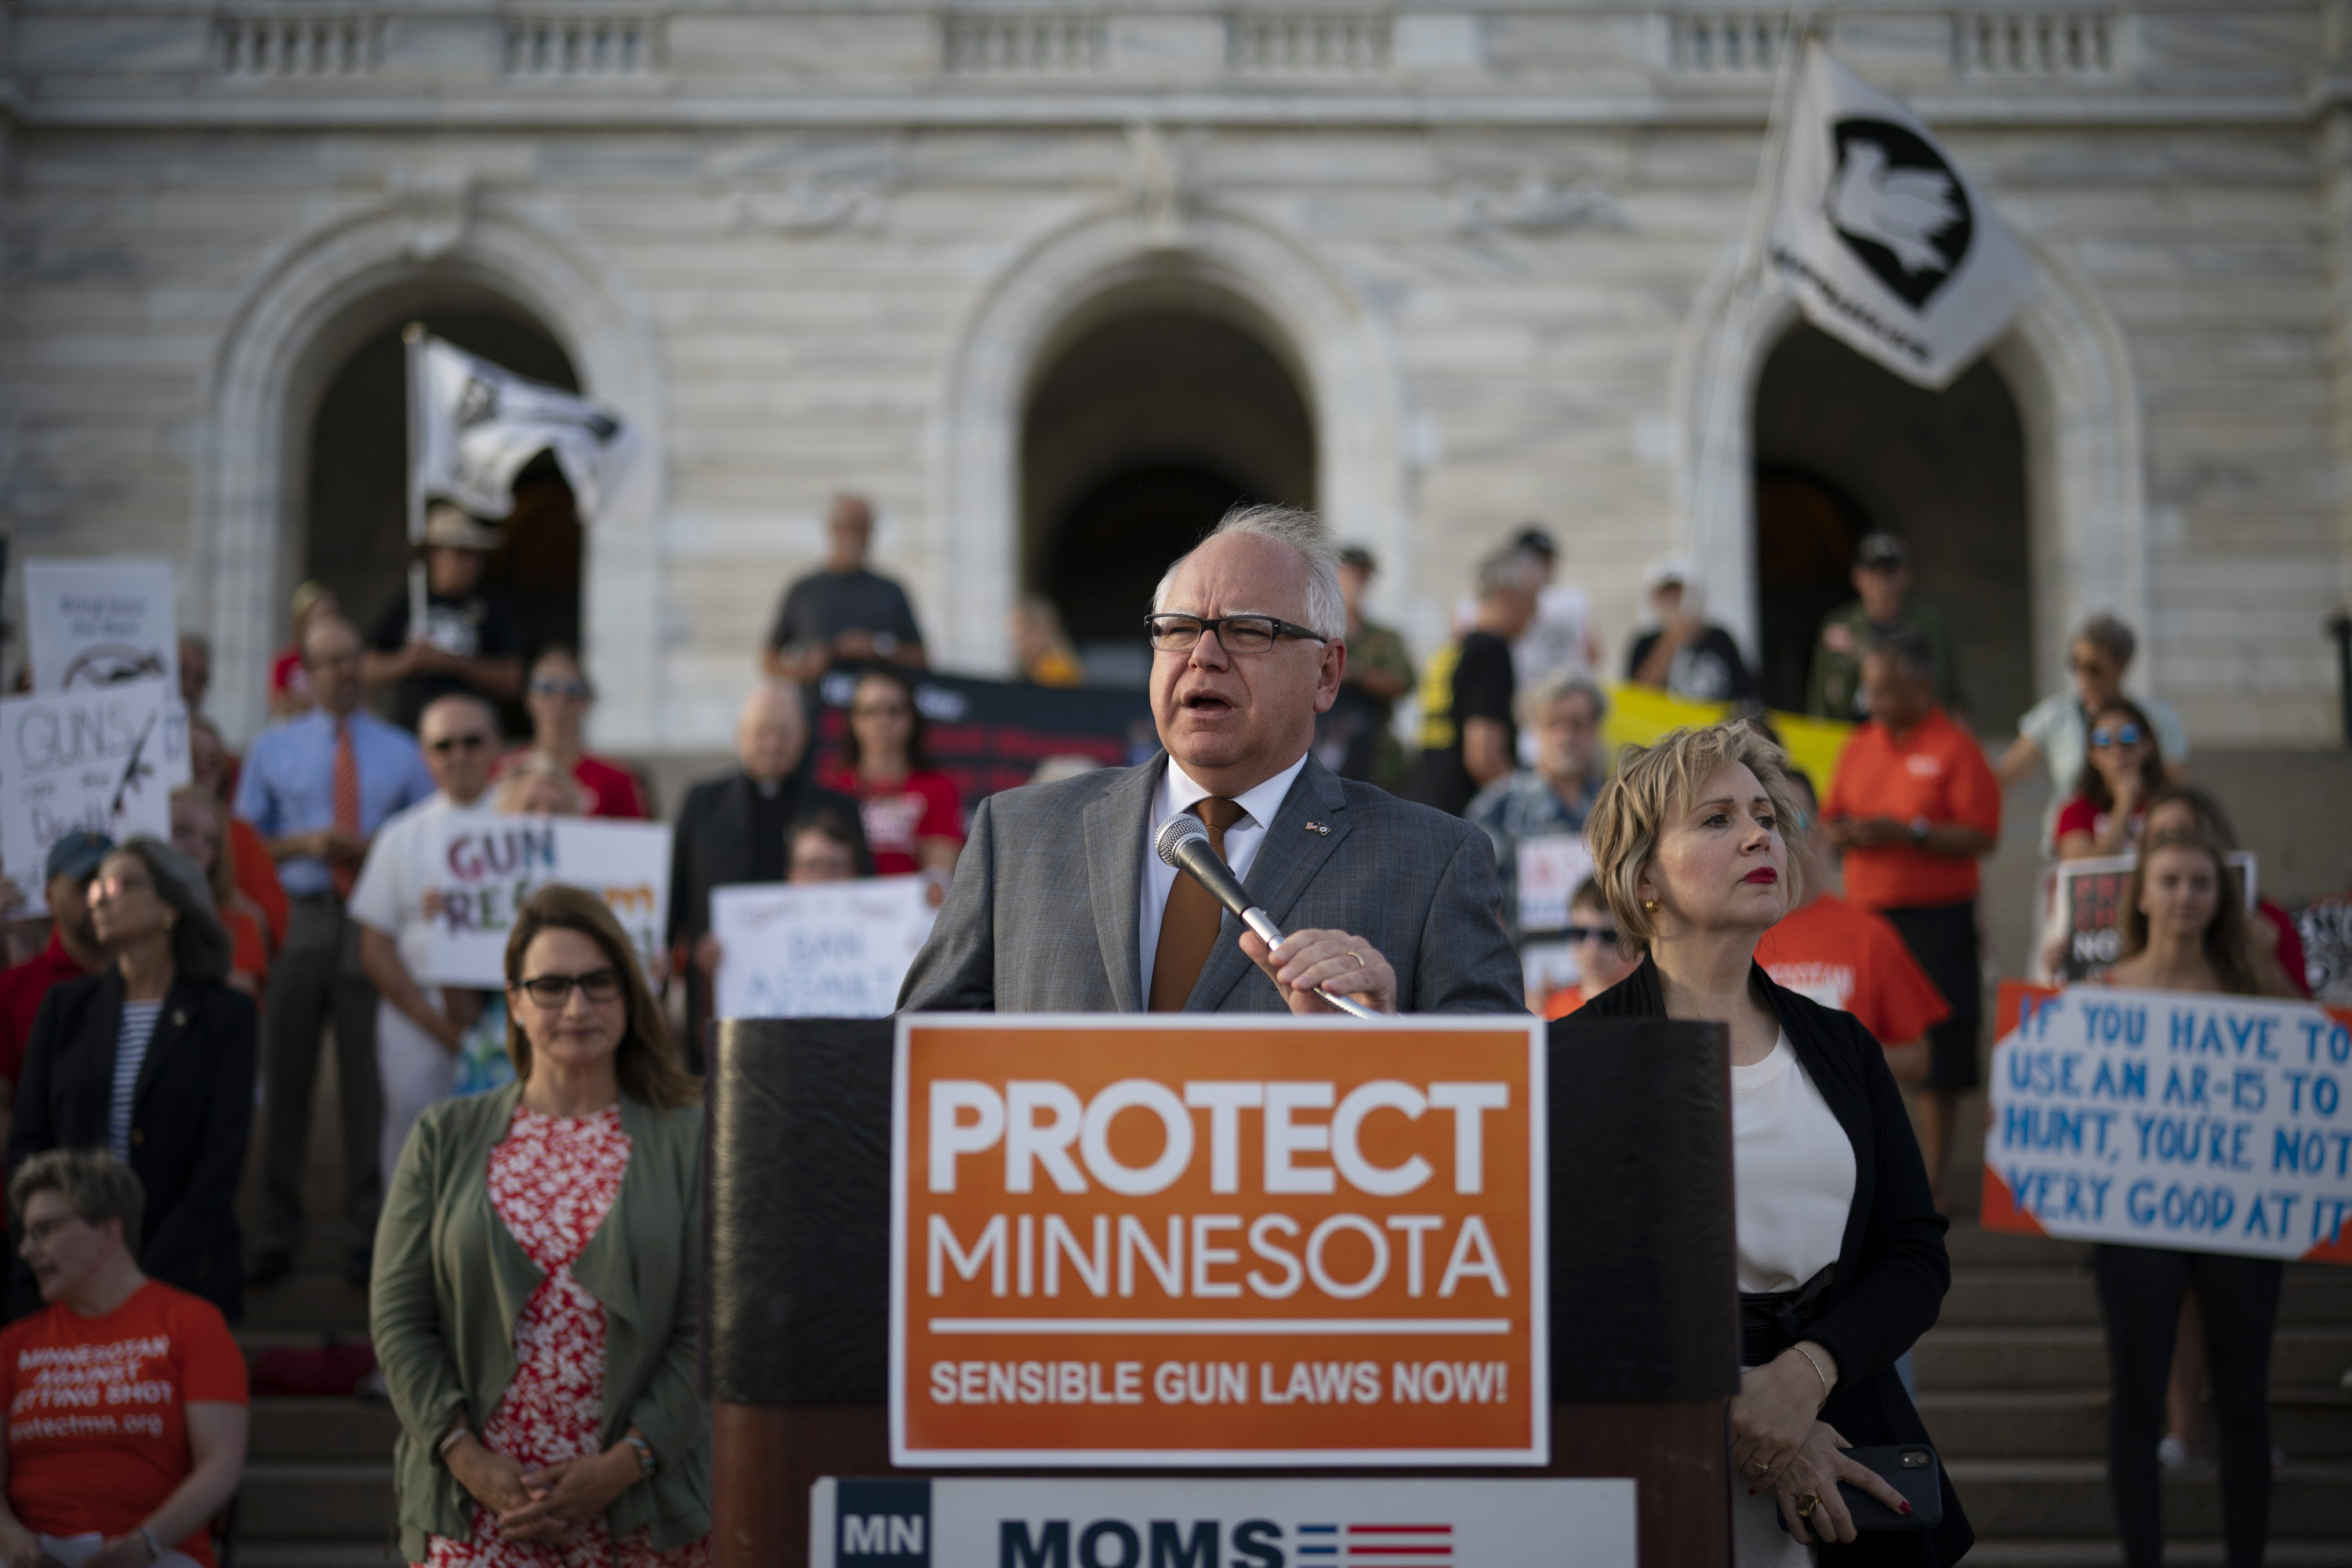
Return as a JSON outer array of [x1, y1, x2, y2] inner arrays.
[[1408, 550, 1541, 815], [761, 493, 927, 683], [1624, 555, 1757, 706], [362, 503, 525, 732]]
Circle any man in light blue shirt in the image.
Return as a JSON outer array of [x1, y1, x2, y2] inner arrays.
[[234, 615, 432, 1288]]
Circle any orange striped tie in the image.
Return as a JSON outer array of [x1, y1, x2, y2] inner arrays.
[[1149, 797, 1246, 1012], [329, 720, 361, 898]]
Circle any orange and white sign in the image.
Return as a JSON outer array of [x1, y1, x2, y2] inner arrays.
[[890, 1014, 1548, 1467]]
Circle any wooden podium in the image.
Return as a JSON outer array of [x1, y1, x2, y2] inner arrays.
[[704, 1016, 1736, 1567]]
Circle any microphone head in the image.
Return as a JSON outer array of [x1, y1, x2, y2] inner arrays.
[[1154, 812, 1210, 869]]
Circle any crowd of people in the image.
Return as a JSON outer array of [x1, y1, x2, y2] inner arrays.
[[0, 485, 2318, 1568]]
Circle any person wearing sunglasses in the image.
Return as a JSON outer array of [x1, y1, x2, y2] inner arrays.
[[2054, 697, 2169, 862], [902, 504, 1523, 1017], [350, 695, 503, 1207], [6, 839, 252, 1326], [373, 884, 706, 1565], [1538, 879, 1642, 1019], [1997, 614, 2188, 852], [504, 646, 648, 819]]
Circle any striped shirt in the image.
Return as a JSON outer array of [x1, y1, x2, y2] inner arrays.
[[108, 1000, 164, 1160]]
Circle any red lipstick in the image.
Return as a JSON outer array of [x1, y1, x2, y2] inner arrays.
[[1742, 867, 1779, 884]]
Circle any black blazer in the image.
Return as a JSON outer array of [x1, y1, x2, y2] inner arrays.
[[5, 971, 256, 1323], [664, 768, 871, 949], [1577, 956, 1972, 1566]]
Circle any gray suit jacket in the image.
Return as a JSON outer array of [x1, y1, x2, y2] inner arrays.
[[898, 752, 1526, 1014]]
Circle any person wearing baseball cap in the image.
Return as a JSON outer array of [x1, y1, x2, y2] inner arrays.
[[362, 501, 526, 733], [0, 833, 114, 1130], [1805, 532, 1968, 723], [1624, 555, 1757, 705]]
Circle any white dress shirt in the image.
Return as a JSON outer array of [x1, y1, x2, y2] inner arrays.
[[1138, 751, 1312, 1003]]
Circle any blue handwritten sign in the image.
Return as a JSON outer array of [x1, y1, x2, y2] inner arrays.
[[711, 875, 936, 1020], [1984, 983, 2352, 1263]]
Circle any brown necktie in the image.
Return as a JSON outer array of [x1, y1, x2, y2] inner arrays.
[[1148, 797, 1247, 1012]]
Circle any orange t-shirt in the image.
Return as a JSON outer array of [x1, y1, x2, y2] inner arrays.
[[1, 1280, 249, 1566], [1822, 708, 2001, 912], [228, 818, 288, 953], [1759, 893, 1953, 1047]]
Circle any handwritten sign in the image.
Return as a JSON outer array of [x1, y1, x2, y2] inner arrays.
[[1515, 835, 1590, 935], [1984, 982, 2352, 1264], [711, 877, 935, 1020], [2297, 897, 2352, 1006], [892, 1014, 1548, 1466], [1, 681, 188, 915], [24, 559, 178, 695], [2046, 854, 2255, 982], [421, 816, 670, 987]]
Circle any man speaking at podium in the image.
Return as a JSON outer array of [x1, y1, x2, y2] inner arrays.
[[900, 506, 1524, 1016]]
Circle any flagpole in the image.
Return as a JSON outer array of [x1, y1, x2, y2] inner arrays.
[[403, 321, 429, 642], [1734, 5, 1813, 297]]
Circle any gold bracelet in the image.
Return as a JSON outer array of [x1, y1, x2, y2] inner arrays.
[[1791, 1345, 1832, 1406]]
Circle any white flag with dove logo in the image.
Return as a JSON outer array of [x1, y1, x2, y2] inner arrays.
[[408, 334, 652, 535], [1766, 40, 2035, 389]]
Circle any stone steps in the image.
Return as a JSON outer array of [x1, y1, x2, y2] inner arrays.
[[1940, 1265, 2352, 1329], [1965, 1542, 2352, 1566], [1944, 1458, 2352, 1539], [1921, 1389, 2352, 1460], [235, 1460, 401, 1541], [1915, 1324, 2352, 1392]]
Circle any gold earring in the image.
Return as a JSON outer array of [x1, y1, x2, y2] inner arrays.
[[1643, 899, 1659, 913]]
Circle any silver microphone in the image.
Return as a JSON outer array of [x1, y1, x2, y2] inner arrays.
[[1153, 815, 1381, 1021]]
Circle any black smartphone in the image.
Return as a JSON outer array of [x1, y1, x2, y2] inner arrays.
[[1777, 1443, 1943, 1533]]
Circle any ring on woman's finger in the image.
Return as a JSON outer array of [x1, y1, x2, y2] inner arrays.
[[1746, 1457, 1771, 1475], [1795, 1494, 1819, 1519]]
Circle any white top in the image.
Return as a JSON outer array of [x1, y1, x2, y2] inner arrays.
[[107, 1000, 164, 1161], [348, 791, 495, 980], [1731, 1032, 1857, 1295], [1138, 750, 1311, 1003]]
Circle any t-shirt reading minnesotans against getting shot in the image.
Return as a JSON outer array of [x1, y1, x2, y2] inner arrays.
[[1409, 629, 1517, 817], [1, 1279, 248, 1567]]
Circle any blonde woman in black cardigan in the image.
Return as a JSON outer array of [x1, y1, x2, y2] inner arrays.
[[1570, 721, 1969, 1567]]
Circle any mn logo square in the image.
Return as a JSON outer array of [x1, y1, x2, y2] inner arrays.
[[839, 1479, 931, 1564]]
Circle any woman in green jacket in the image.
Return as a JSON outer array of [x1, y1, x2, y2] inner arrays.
[[371, 884, 708, 1565]]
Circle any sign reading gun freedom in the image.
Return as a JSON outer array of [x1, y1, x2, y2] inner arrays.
[[422, 815, 672, 988], [891, 1014, 1548, 1467], [1984, 982, 2352, 1264]]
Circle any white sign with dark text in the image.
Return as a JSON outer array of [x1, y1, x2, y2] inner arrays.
[[1, 682, 187, 915], [24, 558, 179, 695], [422, 816, 671, 987], [712, 877, 935, 1019]]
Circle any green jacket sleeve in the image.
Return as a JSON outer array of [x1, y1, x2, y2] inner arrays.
[[369, 1107, 469, 1457], [622, 1112, 707, 1471]]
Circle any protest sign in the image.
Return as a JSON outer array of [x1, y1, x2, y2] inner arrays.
[[2045, 853, 2256, 982], [1515, 835, 1590, 935], [712, 877, 935, 1019], [815, 669, 1154, 805], [2296, 896, 2352, 1006], [1983, 982, 2352, 1264], [24, 559, 178, 695], [1, 682, 188, 916], [421, 816, 670, 987], [892, 1014, 1548, 1465]]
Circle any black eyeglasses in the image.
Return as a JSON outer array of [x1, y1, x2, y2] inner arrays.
[[1565, 924, 1620, 946], [531, 679, 590, 701], [2089, 724, 2143, 749], [512, 968, 626, 1008], [1144, 613, 1328, 655], [22, 1214, 86, 1246], [428, 734, 493, 754]]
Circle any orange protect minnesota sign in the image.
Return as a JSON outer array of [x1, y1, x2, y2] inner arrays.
[[890, 1014, 1549, 1467]]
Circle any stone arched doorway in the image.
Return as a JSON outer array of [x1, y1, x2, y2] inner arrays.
[[1751, 322, 2033, 725], [307, 299, 585, 681], [1022, 306, 1316, 683]]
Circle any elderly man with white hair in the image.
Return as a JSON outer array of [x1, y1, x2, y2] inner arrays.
[[668, 682, 870, 1062], [902, 504, 1523, 1016]]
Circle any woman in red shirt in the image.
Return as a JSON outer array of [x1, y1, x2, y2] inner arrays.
[[499, 647, 649, 819], [822, 666, 964, 886], [2054, 697, 2168, 861]]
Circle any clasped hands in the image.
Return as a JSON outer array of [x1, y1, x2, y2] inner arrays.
[[1727, 1343, 1913, 1548], [446, 1431, 641, 1544], [1238, 927, 1397, 1015]]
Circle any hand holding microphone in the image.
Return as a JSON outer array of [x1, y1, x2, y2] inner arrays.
[[1155, 815, 1392, 1018]]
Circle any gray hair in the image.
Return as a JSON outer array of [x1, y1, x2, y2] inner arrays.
[[1477, 548, 1544, 602], [1515, 670, 1609, 731], [2074, 614, 2136, 668], [1152, 503, 1348, 641], [11, 1147, 145, 1254], [108, 837, 232, 984]]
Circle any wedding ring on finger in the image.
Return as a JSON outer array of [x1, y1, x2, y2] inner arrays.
[[1345, 950, 1367, 969]]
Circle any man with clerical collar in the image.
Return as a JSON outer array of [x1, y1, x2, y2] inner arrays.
[[900, 505, 1523, 1016]]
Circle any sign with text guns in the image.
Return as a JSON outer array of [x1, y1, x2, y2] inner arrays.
[[891, 1014, 1548, 1468], [1984, 982, 2352, 1264]]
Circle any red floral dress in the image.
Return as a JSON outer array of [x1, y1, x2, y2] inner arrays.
[[426, 1105, 707, 1568]]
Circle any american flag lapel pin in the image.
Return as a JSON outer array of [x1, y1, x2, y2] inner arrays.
[[1304, 820, 1330, 836]]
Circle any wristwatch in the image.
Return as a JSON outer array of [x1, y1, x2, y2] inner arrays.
[[1909, 816, 1931, 845]]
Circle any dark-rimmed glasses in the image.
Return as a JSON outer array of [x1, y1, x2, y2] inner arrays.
[[1566, 924, 1620, 946], [427, 733, 493, 755], [1144, 613, 1328, 655], [512, 967, 626, 1008]]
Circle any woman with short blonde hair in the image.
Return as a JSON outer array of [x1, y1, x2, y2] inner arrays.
[[1570, 721, 1965, 1565]]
